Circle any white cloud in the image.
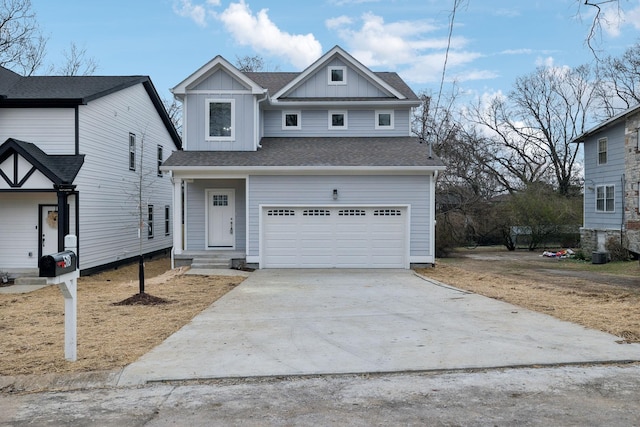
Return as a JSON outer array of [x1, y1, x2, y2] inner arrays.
[[173, 0, 209, 27], [217, 1, 322, 69]]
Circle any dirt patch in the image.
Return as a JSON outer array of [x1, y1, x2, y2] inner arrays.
[[0, 257, 245, 376], [418, 249, 640, 344]]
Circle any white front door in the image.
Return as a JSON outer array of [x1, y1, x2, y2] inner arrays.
[[207, 189, 235, 248], [40, 205, 58, 256]]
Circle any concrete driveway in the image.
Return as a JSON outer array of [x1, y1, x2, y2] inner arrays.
[[117, 269, 640, 386]]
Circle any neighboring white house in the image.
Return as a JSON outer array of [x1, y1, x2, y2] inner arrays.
[[573, 103, 640, 255], [162, 46, 444, 269], [0, 66, 182, 277]]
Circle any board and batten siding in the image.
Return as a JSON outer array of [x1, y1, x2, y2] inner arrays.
[[246, 174, 432, 260], [74, 83, 175, 270], [262, 109, 411, 137], [286, 58, 390, 99], [583, 121, 625, 230], [0, 193, 56, 268], [0, 108, 75, 154], [184, 179, 246, 251], [184, 68, 256, 151]]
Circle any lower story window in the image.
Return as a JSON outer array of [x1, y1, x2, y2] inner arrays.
[[148, 205, 154, 238], [596, 185, 614, 212]]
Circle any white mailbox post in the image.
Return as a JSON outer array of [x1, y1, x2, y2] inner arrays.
[[41, 235, 79, 362]]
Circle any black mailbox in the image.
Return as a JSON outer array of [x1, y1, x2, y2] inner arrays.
[[39, 251, 77, 277]]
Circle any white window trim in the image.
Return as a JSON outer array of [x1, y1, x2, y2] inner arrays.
[[595, 184, 615, 213], [282, 110, 301, 130], [328, 66, 347, 85], [205, 98, 235, 141], [375, 110, 395, 130], [597, 137, 607, 165], [328, 110, 348, 130]]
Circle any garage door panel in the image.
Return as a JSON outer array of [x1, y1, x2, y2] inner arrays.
[[263, 206, 407, 268]]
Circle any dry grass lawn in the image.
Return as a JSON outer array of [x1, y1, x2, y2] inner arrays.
[[417, 249, 640, 344], [0, 258, 245, 376]]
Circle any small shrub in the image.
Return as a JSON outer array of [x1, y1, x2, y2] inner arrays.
[[605, 236, 632, 262]]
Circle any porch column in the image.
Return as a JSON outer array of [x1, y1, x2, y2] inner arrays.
[[54, 184, 75, 252], [172, 177, 183, 254]]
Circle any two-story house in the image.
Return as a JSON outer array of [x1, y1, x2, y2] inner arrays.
[[0, 66, 182, 278], [573, 103, 640, 257], [163, 46, 445, 269]]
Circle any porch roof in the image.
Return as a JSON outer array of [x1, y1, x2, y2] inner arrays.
[[162, 137, 445, 169]]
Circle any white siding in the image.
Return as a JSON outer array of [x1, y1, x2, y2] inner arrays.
[[0, 108, 75, 154], [247, 175, 432, 260], [75, 83, 176, 270], [0, 193, 57, 269]]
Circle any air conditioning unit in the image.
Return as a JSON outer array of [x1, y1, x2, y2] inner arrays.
[[591, 251, 608, 264]]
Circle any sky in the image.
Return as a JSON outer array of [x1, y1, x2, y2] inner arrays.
[[29, 0, 640, 102]]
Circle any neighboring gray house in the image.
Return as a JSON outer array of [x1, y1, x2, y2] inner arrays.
[[573, 103, 640, 255], [0, 67, 182, 277], [163, 46, 445, 269]]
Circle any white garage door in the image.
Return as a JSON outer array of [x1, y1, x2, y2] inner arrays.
[[262, 206, 408, 268]]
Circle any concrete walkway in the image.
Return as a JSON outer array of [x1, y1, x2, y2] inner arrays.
[[117, 269, 640, 386]]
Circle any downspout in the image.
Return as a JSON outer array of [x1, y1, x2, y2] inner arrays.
[[621, 173, 625, 247], [256, 90, 268, 149]]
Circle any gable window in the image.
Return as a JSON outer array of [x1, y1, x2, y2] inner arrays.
[[328, 66, 346, 85], [206, 99, 234, 141], [329, 110, 347, 129], [164, 205, 170, 236], [129, 133, 136, 171], [148, 205, 154, 238], [282, 111, 301, 130], [596, 185, 615, 212], [157, 145, 163, 177], [375, 110, 394, 129], [597, 137, 607, 165]]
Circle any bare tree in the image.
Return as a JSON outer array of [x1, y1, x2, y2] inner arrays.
[[471, 65, 595, 196], [0, 0, 47, 75], [235, 55, 264, 72], [594, 40, 640, 116], [163, 97, 182, 136], [50, 42, 98, 76]]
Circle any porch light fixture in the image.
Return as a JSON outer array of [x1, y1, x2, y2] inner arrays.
[[332, 189, 338, 200]]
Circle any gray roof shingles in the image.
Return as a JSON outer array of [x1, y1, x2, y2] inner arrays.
[[163, 137, 444, 168]]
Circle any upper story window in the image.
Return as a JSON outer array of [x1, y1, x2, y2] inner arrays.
[[596, 185, 615, 212], [597, 137, 607, 165], [157, 145, 163, 177], [206, 99, 234, 141], [282, 111, 301, 130], [329, 110, 348, 130], [328, 66, 346, 85], [375, 110, 394, 130], [129, 133, 136, 171]]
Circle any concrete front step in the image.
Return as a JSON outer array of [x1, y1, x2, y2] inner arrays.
[[191, 258, 232, 269]]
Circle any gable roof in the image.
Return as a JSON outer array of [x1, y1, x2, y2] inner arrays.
[[0, 138, 85, 186], [573, 103, 640, 143], [162, 137, 445, 171], [270, 46, 411, 101], [171, 55, 266, 96], [0, 67, 182, 150]]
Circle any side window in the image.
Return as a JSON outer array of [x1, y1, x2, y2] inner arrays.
[[329, 110, 348, 130], [157, 145, 163, 177], [328, 66, 346, 85], [596, 185, 615, 212], [129, 133, 136, 171], [282, 111, 301, 130], [206, 99, 234, 141], [597, 137, 607, 165], [148, 205, 154, 238], [164, 205, 170, 236], [375, 110, 394, 130]]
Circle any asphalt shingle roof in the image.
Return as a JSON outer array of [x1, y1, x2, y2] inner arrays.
[[0, 138, 85, 185], [163, 137, 444, 168]]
